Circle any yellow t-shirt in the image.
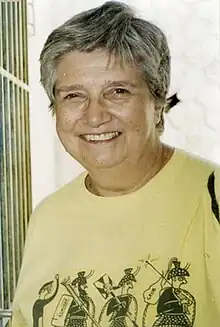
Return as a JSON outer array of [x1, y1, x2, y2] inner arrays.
[[12, 150, 220, 327]]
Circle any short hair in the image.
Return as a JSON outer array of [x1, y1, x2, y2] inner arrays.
[[40, 1, 170, 131]]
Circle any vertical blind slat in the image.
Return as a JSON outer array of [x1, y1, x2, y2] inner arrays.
[[0, 0, 32, 320]]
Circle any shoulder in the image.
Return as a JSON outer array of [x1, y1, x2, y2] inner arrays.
[[29, 171, 87, 226], [181, 149, 220, 194], [182, 150, 220, 223], [21, 171, 87, 253], [177, 149, 219, 182], [188, 153, 220, 203], [37, 171, 86, 207]]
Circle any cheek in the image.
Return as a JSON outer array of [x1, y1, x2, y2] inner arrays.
[[130, 106, 152, 134], [128, 103, 155, 141], [56, 110, 77, 133], [118, 103, 147, 130]]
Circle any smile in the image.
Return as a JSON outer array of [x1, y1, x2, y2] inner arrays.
[[81, 132, 120, 142]]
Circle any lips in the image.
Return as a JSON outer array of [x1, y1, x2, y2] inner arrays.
[[81, 132, 120, 142]]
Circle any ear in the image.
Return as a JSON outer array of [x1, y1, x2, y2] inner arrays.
[[154, 106, 164, 125]]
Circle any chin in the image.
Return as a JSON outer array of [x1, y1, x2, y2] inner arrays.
[[83, 155, 124, 170], [66, 146, 126, 170]]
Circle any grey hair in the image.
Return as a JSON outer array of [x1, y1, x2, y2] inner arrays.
[[40, 1, 170, 131]]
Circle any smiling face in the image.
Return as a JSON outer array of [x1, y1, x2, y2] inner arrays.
[[54, 49, 160, 171]]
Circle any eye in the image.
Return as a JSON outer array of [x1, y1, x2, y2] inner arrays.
[[64, 93, 86, 101], [64, 93, 78, 100], [103, 87, 132, 101], [114, 88, 129, 95]]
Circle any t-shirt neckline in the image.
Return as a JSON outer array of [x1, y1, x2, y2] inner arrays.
[[78, 148, 187, 203]]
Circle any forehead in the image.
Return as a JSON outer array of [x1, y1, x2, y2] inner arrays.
[[55, 49, 144, 87]]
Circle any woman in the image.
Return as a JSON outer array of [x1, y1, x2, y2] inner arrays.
[[12, 2, 220, 327]]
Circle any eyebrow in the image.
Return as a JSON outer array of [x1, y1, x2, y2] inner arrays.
[[104, 80, 138, 88], [55, 84, 85, 94], [55, 80, 138, 95]]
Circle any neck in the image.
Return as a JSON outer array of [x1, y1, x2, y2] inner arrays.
[[86, 142, 174, 197]]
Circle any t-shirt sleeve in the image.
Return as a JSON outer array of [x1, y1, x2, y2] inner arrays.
[[11, 207, 39, 327], [11, 307, 27, 327], [214, 168, 220, 204], [206, 167, 220, 316]]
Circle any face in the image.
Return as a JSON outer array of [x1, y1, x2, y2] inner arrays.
[[173, 276, 187, 288], [126, 280, 134, 290], [54, 49, 160, 171]]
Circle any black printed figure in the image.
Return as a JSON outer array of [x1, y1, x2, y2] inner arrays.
[[95, 267, 140, 327], [52, 270, 96, 327], [71, 271, 91, 311], [32, 274, 59, 327], [143, 258, 196, 327]]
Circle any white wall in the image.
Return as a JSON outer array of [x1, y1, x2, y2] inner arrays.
[[28, 0, 220, 208], [28, 0, 56, 208]]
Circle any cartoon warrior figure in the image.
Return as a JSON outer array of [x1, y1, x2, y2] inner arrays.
[[95, 267, 140, 327], [52, 270, 96, 327], [32, 274, 59, 327], [143, 258, 196, 327]]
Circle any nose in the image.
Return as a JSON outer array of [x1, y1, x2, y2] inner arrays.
[[84, 98, 112, 128]]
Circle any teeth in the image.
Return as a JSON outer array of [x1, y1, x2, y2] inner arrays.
[[83, 132, 120, 142]]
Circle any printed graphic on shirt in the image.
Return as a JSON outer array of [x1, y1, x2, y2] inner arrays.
[[94, 266, 140, 327], [142, 257, 196, 327], [32, 274, 59, 327], [207, 171, 220, 223], [31, 257, 196, 327], [51, 270, 96, 327]]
